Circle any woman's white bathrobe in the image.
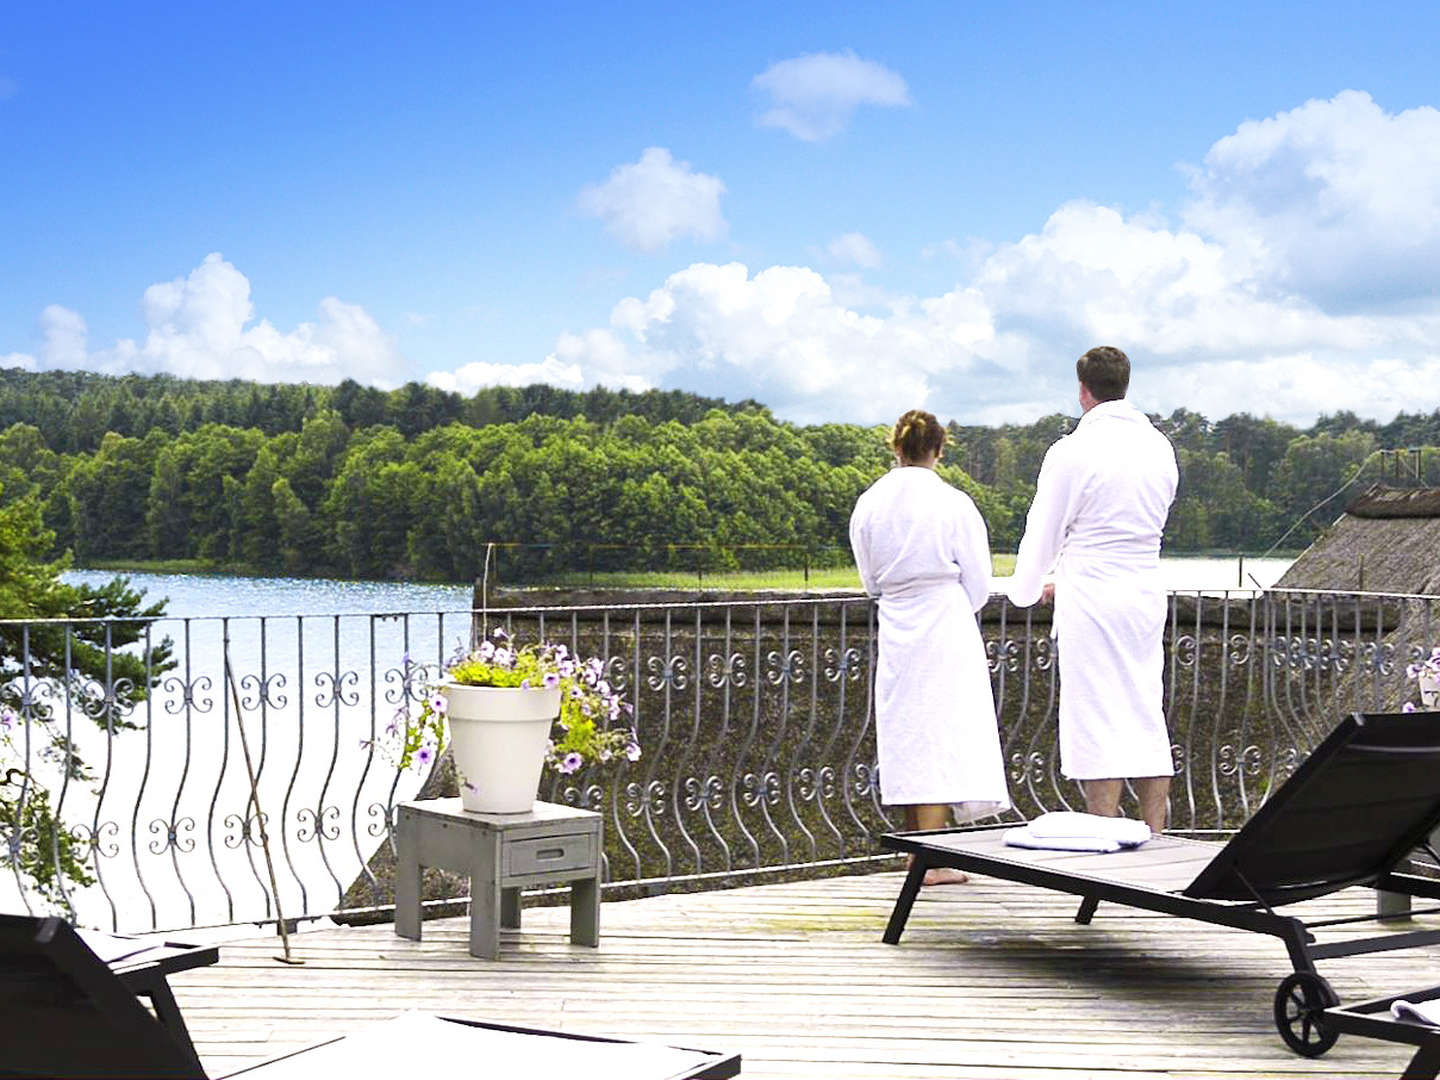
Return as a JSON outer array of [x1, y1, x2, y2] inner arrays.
[[1004, 399, 1179, 780], [849, 467, 1011, 819]]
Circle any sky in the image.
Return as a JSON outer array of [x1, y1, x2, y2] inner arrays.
[[3, 2, 1439, 427]]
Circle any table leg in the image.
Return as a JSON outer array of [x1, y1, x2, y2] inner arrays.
[[469, 830, 502, 960], [394, 811, 422, 942], [570, 873, 600, 947], [501, 887, 522, 929]]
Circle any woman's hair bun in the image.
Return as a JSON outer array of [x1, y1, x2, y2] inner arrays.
[[889, 409, 945, 463]]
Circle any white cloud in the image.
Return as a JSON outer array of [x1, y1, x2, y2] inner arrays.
[[427, 356, 586, 395], [1185, 90, 1440, 308], [39, 305, 90, 368], [12, 254, 402, 385], [577, 148, 727, 252], [826, 232, 882, 268], [973, 201, 1384, 358], [496, 91, 1440, 426], [1, 353, 35, 371], [521, 261, 992, 423], [752, 50, 911, 141]]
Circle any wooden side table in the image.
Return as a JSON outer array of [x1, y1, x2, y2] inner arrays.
[[394, 798, 602, 960]]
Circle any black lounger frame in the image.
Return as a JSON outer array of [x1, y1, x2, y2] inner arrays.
[[882, 711, 1440, 1058]]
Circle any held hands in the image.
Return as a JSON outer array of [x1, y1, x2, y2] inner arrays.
[[994, 575, 1055, 608]]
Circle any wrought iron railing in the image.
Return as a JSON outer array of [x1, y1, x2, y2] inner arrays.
[[2, 588, 1436, 932]]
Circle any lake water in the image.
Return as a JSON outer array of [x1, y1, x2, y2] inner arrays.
[[60, 555, 1294, 620]]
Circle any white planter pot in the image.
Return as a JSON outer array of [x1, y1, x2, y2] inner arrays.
[[443, 683, 562, 814], [1421, 672, 1440, 710]]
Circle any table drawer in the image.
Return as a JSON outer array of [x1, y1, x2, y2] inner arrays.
[[503, 833, 596, 878]]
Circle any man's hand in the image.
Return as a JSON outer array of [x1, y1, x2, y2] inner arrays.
[[1041, 583, 1055, 605]]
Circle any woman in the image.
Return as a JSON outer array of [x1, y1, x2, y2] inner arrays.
[[849, 409, 1011, 884]]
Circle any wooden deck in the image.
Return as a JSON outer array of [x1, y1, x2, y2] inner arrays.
[[171, 868, 1440, 1079]]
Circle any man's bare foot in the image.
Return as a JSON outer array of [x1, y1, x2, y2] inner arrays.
[[922, 867, 969, 886]]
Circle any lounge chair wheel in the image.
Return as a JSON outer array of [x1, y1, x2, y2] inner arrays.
[[1274, 971, 1340, 1057]]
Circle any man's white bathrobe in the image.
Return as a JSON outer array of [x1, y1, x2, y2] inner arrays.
[[1005, 399, 1179, 780], [850, 467, 1011, 819]]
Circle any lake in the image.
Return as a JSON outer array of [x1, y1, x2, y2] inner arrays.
[[61, 555, 1294, 620]]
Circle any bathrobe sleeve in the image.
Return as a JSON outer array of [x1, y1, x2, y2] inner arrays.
[[849, 495, 880, 598], [953, 494, 993, 614], [1006, 442, 1084, 607]]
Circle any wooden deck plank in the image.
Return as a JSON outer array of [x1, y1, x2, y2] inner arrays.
[[167, 870, 1434, 1079]]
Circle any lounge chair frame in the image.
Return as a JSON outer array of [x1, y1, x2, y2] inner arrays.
[[0, 913, 741, 1079], [881, 711, 1440, 1059]]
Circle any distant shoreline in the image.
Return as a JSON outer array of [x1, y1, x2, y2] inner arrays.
[[68, 552, 1297, 595]]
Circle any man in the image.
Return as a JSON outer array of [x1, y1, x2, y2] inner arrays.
[[1003, 346, 1179, 832]]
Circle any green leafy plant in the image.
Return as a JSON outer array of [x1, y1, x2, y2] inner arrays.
[[383, 627, 639, 775]]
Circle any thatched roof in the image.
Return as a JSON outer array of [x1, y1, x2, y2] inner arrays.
[[1275, 484, 1440, 594], [1345, 486, 1440, 519]]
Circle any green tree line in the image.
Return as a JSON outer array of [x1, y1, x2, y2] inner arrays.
[[4, 368, 1440, 580], [0, 456, 171, 901]]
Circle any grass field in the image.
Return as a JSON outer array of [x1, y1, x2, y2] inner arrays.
[[529, 554, 1019, 591], [73, 555, 1019, 591]]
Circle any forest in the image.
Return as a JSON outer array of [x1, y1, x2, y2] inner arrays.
[[2, 368, 1438, 582]]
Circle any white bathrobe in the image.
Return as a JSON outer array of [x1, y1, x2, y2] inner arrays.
[[1004, 399, 1179, 780], [849, 467, 1011, 819]]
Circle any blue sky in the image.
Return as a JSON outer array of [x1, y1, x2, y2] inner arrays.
[[3, 2, 1439, 425]]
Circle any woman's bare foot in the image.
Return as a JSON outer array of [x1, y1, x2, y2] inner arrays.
[[922, 867, 969, 886]]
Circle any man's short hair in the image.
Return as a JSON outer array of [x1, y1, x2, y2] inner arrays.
[[1076, 346, 1130, 402]]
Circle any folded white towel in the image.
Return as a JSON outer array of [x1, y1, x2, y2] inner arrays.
[[1002, 827, 1122, 853], [1392, 999, 1440, 1026], [1025, 811, 1151, 847]]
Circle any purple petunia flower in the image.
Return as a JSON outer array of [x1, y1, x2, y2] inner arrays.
[[417, 747, 433, 765], [493, 647, 513, 667], [560, 752, 584, 774], [553, 645, 568, 661], [625, 742, 642, 762], [1403, 702, 1419, 713], [428, 693, 448, 714], [492, 626, 509, 641], [543, 672, 561, 688]]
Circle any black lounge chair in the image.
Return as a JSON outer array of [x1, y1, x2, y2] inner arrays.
[[881, 710, 1440, 1060], [0, 914, 741, 1079]]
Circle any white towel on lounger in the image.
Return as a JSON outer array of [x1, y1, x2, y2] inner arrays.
[[1392, 999, 1440, 1026], [1003, 829, 1123, 852], [1003, 812, 1151, 853]]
